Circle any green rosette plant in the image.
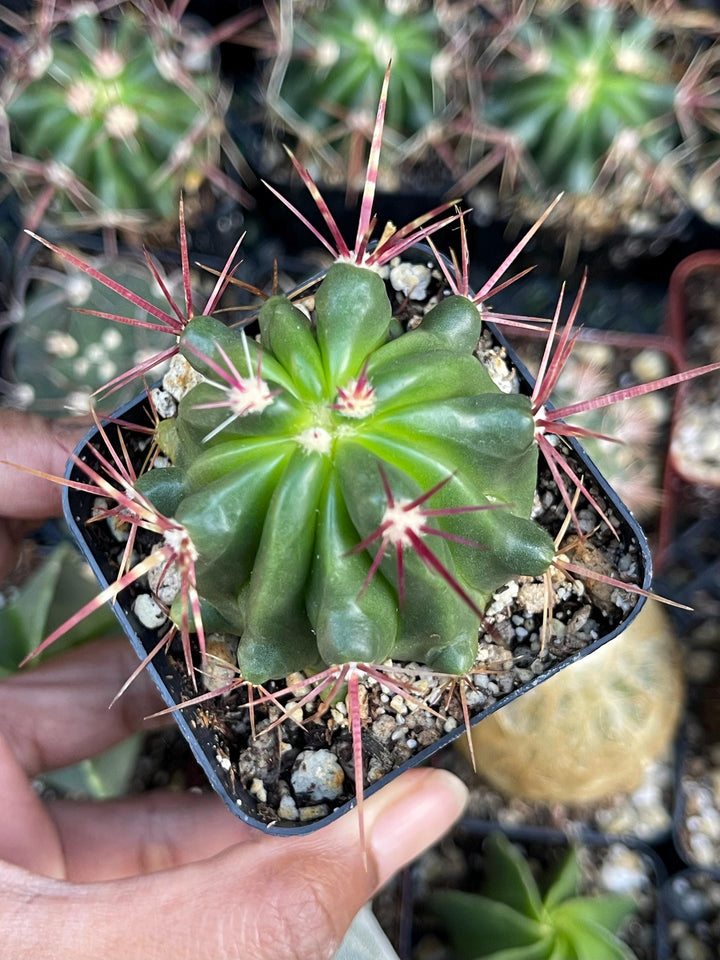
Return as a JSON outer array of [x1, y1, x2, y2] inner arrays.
[[0, 1, 251, 240], [431, 833, 639, 960], [0, 543, 143, 801]]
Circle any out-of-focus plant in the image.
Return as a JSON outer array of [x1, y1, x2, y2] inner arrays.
[[0, 542, 116, 674], [458, 0, 720, 262], [0, 542, 141, 800], [431, 833, 639, 960], [1, 252, 185, 417], [260, 0, 474, 189], [463, 600, 684, 805], [0, 0, 254, 245]]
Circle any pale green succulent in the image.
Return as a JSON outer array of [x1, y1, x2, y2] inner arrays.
[[431, 833, 639, 960]]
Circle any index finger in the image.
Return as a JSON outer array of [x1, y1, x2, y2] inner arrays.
[[0, 410, 87, 519], [0, 636, 165, 776]]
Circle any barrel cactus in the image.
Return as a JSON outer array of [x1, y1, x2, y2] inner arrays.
[[137, 256, 556, 684], [261, 0, 470, 187], [0, 1, 249, 239], [16, 73, 720, 830], [464, 0, 720, 252]]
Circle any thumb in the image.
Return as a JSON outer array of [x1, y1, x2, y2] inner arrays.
[[6, 767, 468, 960]]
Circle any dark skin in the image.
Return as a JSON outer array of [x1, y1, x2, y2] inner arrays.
[[0, 410, 468, 960]]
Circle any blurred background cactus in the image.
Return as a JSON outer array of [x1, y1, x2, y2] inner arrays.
[[259, 0, 474, 190], [0, 0, 252, 244], [0, 252, 183, 416], [463, 600, 684, 805], [461, 0, 720, 262]]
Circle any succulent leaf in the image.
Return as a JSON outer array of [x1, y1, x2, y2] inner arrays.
[[431, 834, 638, 960]]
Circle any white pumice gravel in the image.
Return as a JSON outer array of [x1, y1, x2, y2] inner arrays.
[[132, 593, 168, 629], [291, 749, 345, 803]]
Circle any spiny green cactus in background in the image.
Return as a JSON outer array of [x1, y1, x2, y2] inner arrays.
[[431, 833, 639, 960], [0, 1, 249, 238], [262, 0, 469, 186], [1, 255, 182, 416], [465, 0, 720, 249]]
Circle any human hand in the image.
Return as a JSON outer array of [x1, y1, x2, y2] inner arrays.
[[0, 639, 468, 959], [0, 408, 84, 580], [0, 410, 469, 960]]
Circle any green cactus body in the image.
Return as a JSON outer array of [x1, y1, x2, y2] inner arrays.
[[278, 0, 440, 135], [4, 257, 179, 416], [431, 833, 639, 960], [140, 260, 555, 684], [485, 4, 677, 194], [4, 7, 228, 228]]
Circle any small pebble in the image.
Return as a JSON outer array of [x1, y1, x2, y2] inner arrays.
[[150, 387, 177, 419], [278, 794, 299, 821], [299, 803, 330, 822], [389, 262, 431, 300], [291, 749, 345, 802], [249, 778, 267, 803], [133, 593, 167, 629]]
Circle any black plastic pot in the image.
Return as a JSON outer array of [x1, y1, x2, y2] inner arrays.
[[62, 257, 653, 836], [387, 820, 669, 960]]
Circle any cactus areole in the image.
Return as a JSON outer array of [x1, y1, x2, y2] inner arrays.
[[134, 262, 555, 685]]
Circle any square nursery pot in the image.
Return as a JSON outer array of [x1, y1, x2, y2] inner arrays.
[[380, 821, 669, 960], [657, 251, 720, 557], [62, 248, 653, 836]]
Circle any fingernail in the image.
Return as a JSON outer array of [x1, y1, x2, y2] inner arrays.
[[368, 769, 468, 887]]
